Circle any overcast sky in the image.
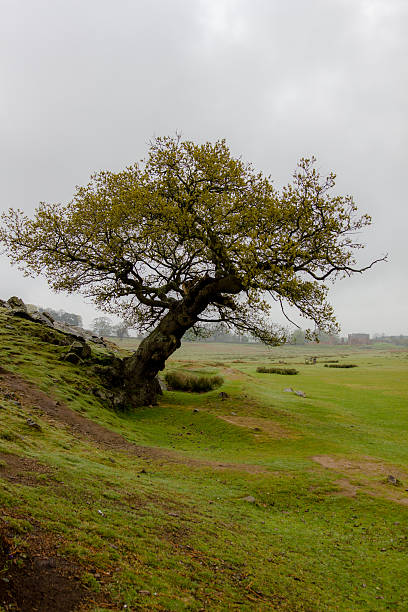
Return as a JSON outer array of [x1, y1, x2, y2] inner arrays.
[[1, 0, 407, 335]]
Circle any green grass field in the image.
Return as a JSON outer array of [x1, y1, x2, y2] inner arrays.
[[1, 311, 408, 610]]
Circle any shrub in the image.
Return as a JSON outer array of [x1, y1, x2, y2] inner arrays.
[[256, 366, 299, 375], [324, 364, 357, 368], [165, 371, 224, 392]]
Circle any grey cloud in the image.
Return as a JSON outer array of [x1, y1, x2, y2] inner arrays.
[[1, 0, 407, 333]]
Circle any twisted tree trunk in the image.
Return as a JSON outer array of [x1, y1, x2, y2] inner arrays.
[[122, 307, 192, 405], [120, 275, 242, 407]]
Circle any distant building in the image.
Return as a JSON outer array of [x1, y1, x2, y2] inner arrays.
[[348, 333, 370, 345]]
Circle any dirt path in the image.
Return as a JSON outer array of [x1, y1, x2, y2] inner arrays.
[[0, 451, 53, 486], [312, 454, 408, 506], [0, 367, 268, 474], [216, 414, 298, 439]]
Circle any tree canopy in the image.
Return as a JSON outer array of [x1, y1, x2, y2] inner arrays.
[[0, 136, 383, 406], [1, 136, 381, 341]]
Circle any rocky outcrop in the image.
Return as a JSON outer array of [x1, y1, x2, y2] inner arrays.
[[2, 296, 106, 346], [52, 320, 106, 345], [1, 296, 165, 410], [6, 296, 27, 310]]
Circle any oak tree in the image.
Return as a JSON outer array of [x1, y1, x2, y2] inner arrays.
[[92, 316, 114, 338], [0, 136, 382, 406]]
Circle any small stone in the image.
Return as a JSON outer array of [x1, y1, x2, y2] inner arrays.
[[387, 475, 402, 486], [69, 340, 91, 359], [62, 352, 82, 365], [138, 590, 151, 596], [283, 388, 293, 393], [26, 419, 42, 431], [231, 411, 237, 416], [242, 495, 256, 503], [294, 390, 306, 397]]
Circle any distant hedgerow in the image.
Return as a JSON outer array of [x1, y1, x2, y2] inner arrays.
[[165, 371, 224, 392], [324, 364, 357, 368], [256, 366, 299, 375]]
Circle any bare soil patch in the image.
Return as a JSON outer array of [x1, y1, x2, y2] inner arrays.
[[312, 455, 408, 480], [222, 367, 254, 380], [0, 452, 52, 486], [216, 415, 298, 439], [0, 368, 268, 474], [331, 478, 359, 498], [0, 367, 136, 452], [0, 527, 101, 612], [312, 455, 408, 506]]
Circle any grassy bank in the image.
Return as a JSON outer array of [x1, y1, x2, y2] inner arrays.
[[1, 310, 408, 610]]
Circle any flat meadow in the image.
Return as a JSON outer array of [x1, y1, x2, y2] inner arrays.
[[1, 315, 408, 611]]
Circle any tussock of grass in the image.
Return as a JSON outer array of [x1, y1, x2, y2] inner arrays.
[[324, 363, 357, 368], [164, 371, 224, 392], [256, 366, 299, 375]]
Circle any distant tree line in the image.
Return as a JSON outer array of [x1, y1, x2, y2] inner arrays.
[[36, 308, 131, 339], [372, 334, 408, 346], [289, 329, 341, 345], [292, 330, 408, 346], [183, 324, 343, 345], [91, 316, 130, 339], [37, 306, 83, 328], [182, 323, 250, 343], [34, 308, 408, 347]]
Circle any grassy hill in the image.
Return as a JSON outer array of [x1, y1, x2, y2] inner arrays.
[[0, 306, 408, 611]]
